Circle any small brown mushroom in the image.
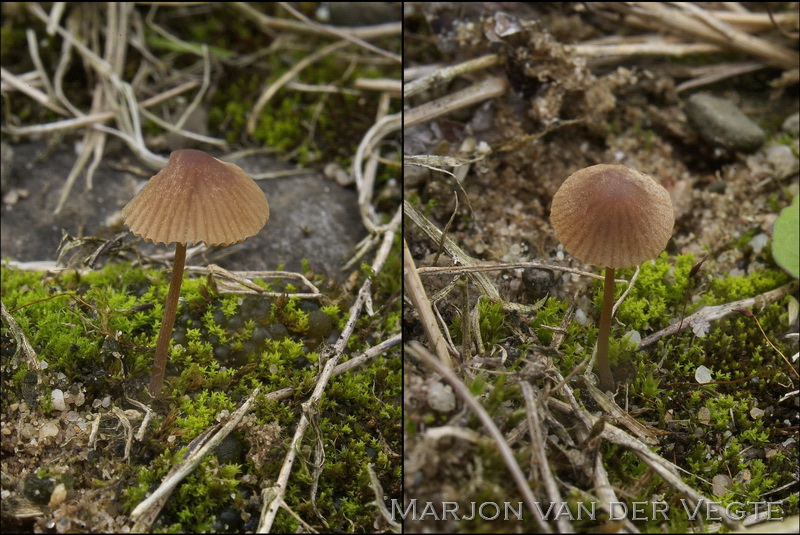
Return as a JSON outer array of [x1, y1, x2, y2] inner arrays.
[[550, 164, 674, 392], [122, 149, 269, 396]]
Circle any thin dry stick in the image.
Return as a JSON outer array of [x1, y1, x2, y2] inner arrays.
[[130, 388, 260, 531], [404, 54, 500, 98], [639, 282, 798, 349], [418, 262, 624, 283], [262, 334, 401, 403], [353, 77, 401, 94], [736, 308, 799, 380], [1, 301, 40, 371], [259, 207, 401, 533], [404, 200, 501, 302], [232, 2, 400, 39], [404, 239, 454, 369], [405, 201, 549, 314], [404, 76, 508, 128], [711, 9, 799, 32], [571, 39, 723, 58], [674, 61, 767, 92], [25, 29, 61, 110], [354, 112, 402, 233], [548, 396, 744, 532], [611, 265, 639, 317], [1, 80, 201, 137], [247, 40, 350, 135], [520, 382, 573, 534], [612, 2, 799, 69], [278, 2, 401, 63], [193, 264, 323, 299], [0, 67, 68, 116], [366, 463, 402, 533], [406, 341, 552, 534]]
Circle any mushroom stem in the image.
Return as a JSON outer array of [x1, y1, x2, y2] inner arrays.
[[595, 267, 616, 392], [149, 242, 187, 396]]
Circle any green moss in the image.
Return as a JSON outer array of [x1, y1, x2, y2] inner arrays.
[[477, 298, 508, 346], [2, 255, 400, 533], [528, 298, 568, 347], [408, 242, 798, 531], [177, 391, 236, 437], [601, 253, 695, 332], [278, 297, 310, 334], [705, 267, 791, 303]]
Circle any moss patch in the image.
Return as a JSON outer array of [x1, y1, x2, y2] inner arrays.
[[1, 257, 401, 532]]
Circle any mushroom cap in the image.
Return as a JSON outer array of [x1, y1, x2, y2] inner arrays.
[[550, 164, 674, 268], [122, 149, 269, 246]]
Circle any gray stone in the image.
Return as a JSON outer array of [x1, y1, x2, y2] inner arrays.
[[685, 93, 765, 153], [782, 112, 799, 135]]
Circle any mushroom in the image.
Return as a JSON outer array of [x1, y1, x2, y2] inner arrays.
[[122, 149, 269, 396], [550, 164, 674, 391]]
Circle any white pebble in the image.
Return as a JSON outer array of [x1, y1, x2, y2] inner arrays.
[[51, 389, 66, 411], [691, 318, 711, 338], [749, 233, 768, 254], [427, 382, 456, 412], [49, 483, 67, 507], [695, 365, 713, 384], [623, 330, 641, 345], [39, 421, 59, 438]]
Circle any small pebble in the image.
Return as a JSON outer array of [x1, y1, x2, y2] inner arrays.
[[749, 233, 768, 254], [40, 421, 59, 438], [427, 382, 456, 412], [782, 112, 799, 135], [51, 389, 66, 411], [685, 93, 765, 152], [48, 483, 67, 507], [698, 406, 711, 425], [691, 318, 711, 338], [765, 144, 797, 175], [712, 474, 732, 497], [695, 365, 712, 384], [623, 330, 641, 345]]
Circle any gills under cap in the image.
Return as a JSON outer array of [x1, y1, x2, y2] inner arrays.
[[550, 164, 674, 268], [122, 149, 269, 246]]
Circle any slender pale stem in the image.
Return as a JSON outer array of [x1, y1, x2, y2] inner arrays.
[[595, 267, 616, 392], [149, 242, 186, 396]]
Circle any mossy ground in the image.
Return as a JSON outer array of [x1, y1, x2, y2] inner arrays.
[[1, 252, 401, 533], [404, 244, 798, 532]]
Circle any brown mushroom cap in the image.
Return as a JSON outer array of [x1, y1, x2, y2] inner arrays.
[[122, 149, 269, 246], [550, 164, 674, 268]]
